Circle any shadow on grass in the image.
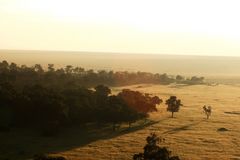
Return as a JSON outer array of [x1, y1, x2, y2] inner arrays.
[[224, 111, 240, 115], [162, 120, 204, 134], [0, 119, 161, 160]]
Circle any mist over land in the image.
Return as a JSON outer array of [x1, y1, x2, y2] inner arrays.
[[1, 50, 240, 84], [1, 0, 240, 159], [1, 50, 240, 160]]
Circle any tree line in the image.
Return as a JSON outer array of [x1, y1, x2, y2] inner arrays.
[[0, 60, 205, 90], [0, 60, 204, 134], [0, 81, 162, 135]]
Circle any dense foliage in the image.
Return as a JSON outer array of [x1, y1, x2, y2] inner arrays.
[[0, 60, 205, 89], [0, 60, 196, 134], [118, 89, 162, 113], [133, 133, 180, 160], [0, 81, 161, 134]]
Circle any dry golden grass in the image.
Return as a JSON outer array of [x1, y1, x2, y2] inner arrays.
[[56, 84, 240, 160], [1, 84, 240, 160]]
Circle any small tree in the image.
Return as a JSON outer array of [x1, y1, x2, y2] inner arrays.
[[203, 105, 212, 119], [133, 133, 180, 160], [165, 96, 182, 118], [94, 85, 111, 97], [176, 75, 184, 82]]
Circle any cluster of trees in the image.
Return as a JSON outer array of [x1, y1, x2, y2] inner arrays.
[[118, 89, 163, 113], [0, 81, 162, 134], [0, 60, 205, 89]]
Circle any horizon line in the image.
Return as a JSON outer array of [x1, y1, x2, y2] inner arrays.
[[0, 48, 240, 58]]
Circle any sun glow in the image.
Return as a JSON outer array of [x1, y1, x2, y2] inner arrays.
[[1, 0, 240, 56]]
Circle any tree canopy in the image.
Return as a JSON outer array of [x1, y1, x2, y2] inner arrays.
[[165, 96, 183, 118]]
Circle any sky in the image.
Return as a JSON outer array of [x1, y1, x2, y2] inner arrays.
[[1, 0, 240, 56]]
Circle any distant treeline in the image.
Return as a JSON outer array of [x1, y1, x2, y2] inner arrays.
[[0, 60, 205, 89]]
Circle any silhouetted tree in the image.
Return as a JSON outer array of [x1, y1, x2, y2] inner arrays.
[[65, 65, 73, 74], [176, 75, 184, 82], [165, 96, 182, 118], [34, 64, 44, 74], [118, 89, 162, 114], [133, 133, 180, 160], [47, 64, 55, 72], [94, 85, 111, 97]]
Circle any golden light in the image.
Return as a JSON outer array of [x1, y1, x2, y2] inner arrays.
[[1, 0, 240, 56]]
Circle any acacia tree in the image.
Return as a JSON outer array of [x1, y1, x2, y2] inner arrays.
[[165, 96, 182, 118]]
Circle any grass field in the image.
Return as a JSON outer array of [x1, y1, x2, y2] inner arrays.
[[1, 84, 240, 160]]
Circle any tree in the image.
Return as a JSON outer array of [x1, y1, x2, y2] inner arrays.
[[9, 62, 18, 71], [176, 75, 184, 82], [48, 64, 55, 72], [118, 89, 162, 114], [165, 96, 182, 118], [62, 87, 94, 124], [107, 95, 146, 130], [0, 60, 9, 71], [65, 65, 73, 74], [94, 85, 111, 97], [159, 73, 174, 84], [14, 84, 67, 133], [133, 133, 180, 160], [34, 64, 44, 74]]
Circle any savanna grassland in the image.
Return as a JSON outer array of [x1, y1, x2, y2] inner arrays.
[[1, 83, 239, 160]]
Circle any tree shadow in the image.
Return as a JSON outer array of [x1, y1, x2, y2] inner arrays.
[[224, 111, 240, 115], [162, 120, 203, 134], [0, 119, 162, 160]]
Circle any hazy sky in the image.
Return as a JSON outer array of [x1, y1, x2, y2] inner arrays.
[[1, 0, 240, 56]]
